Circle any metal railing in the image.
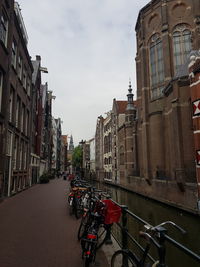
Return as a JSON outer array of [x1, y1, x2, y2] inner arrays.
[[110, 198, 200, 265]]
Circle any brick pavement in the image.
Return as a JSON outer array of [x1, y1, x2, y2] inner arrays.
[[0, 179, 110, 267]]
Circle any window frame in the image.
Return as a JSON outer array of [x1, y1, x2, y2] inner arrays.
[[0, 11, 8, 47], [149, 33, 165, 100], [11, 39, 17, 68], [172, 24, 192, 73], [18, 54, 22, 80], [23, 66, 27, 89], [8, 88, 14, 122]]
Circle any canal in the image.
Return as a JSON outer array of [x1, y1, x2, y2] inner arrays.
[[94, 182, 200, 267]]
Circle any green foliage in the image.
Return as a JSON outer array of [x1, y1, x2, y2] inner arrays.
[[39, 172, 50, 184], [72, 146, 83, 168]]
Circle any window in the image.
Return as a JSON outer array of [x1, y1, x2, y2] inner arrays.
[[149, 33, 165, 100], [6, 131, 12, 156], [0, 12, 8, 46], [11, 40, 17, 68], [15, 97, 20, 128], [18, 55, 22, 80], [23, 67, 27, 89], [21, 104, 25, 132], [13, 136, 18, 170], [8, 89, 14, 122], [26, 110, 29, 135], [24, 143, 27, 170], [173, 24, 192, 73], [27, 76, 31, 96], [19, 140, 22, 170], [0, 71, 3, 112]]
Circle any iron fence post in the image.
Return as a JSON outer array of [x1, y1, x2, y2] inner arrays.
[[121, 205, 128, 249]]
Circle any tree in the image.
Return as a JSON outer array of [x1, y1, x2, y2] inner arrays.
[[72, 146, 83, 171]]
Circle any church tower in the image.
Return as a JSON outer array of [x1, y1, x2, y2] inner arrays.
[[125, 81, 138, 177], [69, 135, 74, 152]]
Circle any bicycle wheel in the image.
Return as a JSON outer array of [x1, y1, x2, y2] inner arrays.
[[74, 198, 83, 219], [96, 225, 107, 249], [78, 213, 90, 240], [83, 257, 91, 267], [82, 242, 95, 267], [111, 250, 138, 267], [69, 197, 74, 215]]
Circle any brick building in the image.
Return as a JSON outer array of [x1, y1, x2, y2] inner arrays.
[[189, 54, 200, 210], [130, 0, 200, 212], [0, 0, 14, 197], [0, 1, 33, 197], [111, 98, 127, 183], [95, 116, 104, 181], [31, 56, 49, 184], [103, 111, 112, 181]]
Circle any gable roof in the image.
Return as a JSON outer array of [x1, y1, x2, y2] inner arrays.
[[116, 100, 127, 114]]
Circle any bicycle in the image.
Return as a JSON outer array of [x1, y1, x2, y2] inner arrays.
[[81, 202, 106, 267], [111, 221, 186, 267], [68, 182, 89, 219], [77, 188, 114, 246]]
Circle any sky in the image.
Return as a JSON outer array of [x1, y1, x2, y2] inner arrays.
[[19, 0, 149, 146]]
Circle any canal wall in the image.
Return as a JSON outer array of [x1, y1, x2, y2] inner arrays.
[[103, 177, 199, 215]]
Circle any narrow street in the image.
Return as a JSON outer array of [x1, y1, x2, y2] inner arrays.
[[0, 179, 109, 267]]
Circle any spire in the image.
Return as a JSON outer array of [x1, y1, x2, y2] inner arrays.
[[126, 79, 135, 111], [69, 135, 74, 151]]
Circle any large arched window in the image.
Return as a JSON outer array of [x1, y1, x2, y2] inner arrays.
[[173, 24, 192, 73], [149, 33, 165, 100]]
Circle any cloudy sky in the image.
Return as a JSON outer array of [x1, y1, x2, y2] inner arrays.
[[19, 0, 148, 146]]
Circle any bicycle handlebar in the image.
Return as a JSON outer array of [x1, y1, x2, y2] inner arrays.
[[156, 221, 186, 234], [139, 231, 161, 249], [144, 220, 186, 235]]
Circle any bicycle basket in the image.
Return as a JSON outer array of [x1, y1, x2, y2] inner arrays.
[[102, 199, 121, 224]]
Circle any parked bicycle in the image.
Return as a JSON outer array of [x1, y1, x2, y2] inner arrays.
[[111, 221, 186, 267], [67, 180, 90, 219], [80, 195, 121, 267]]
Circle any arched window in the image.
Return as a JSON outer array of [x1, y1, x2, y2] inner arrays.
[[149, 33, 165, 100], [173, 24, 192, 73]]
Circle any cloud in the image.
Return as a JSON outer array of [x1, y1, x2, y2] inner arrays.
[[19, 0, 149, 145]]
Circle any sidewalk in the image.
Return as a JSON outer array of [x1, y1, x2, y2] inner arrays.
[[0, 179, 110, 267]]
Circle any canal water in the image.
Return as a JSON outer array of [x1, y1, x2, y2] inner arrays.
[[94, 182, 200, 267]]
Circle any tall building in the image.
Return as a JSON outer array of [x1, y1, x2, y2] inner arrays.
[[133, 0, 200, 211], [61, 135, 68, 171], [103, 111, 112, 181], [189, 54, 200, 210], [112, 99, 127, 183], [95, 116, 104, 181], [68, 135, 74, 174], [31, 56, 48, 184], [0, 1, 33, 197]]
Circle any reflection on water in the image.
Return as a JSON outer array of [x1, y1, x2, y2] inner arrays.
[[95, 182, 200, 267]]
